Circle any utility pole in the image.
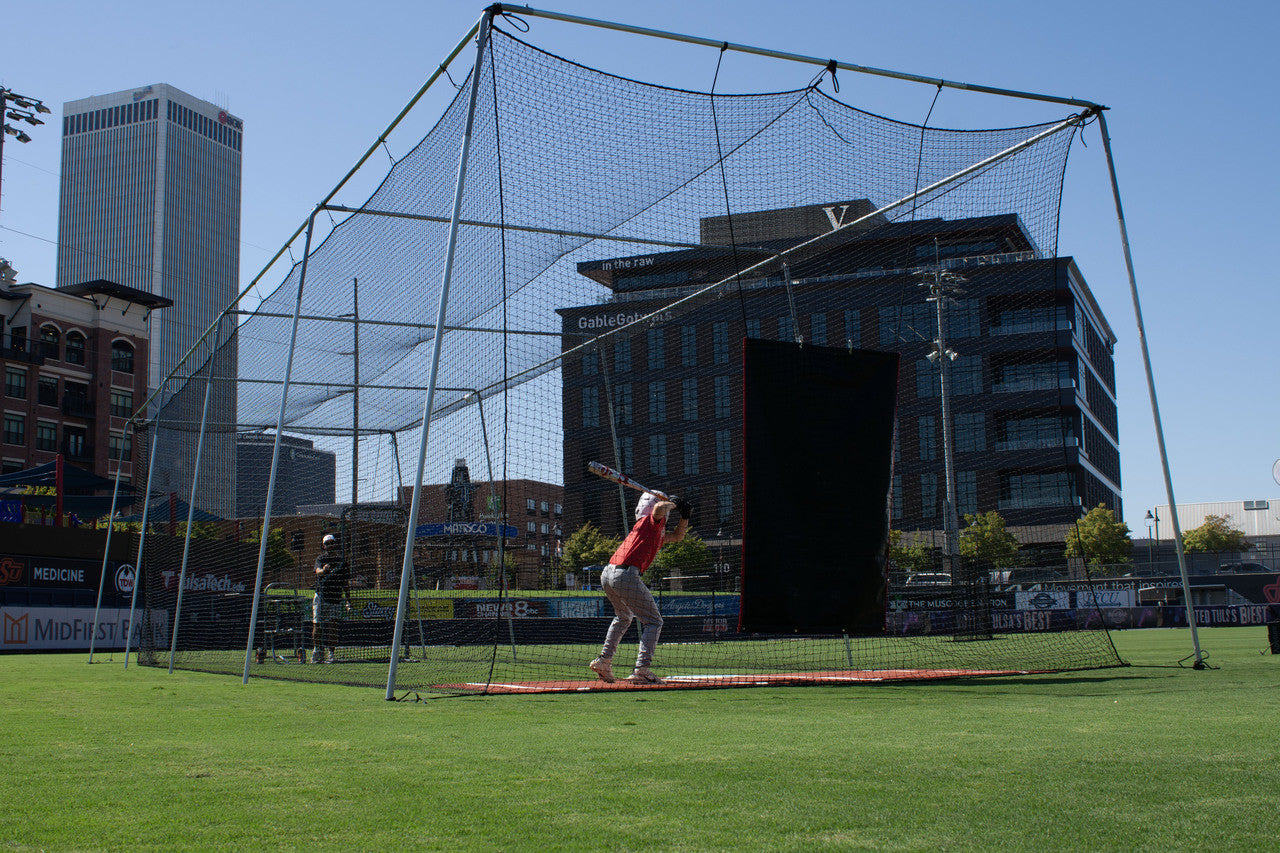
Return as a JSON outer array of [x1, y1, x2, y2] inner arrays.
[[1, 88, 52, 232], [919, 264, 966, 572]]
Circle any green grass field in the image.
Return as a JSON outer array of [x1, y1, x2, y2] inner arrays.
[[3, 628, 1277, 852]]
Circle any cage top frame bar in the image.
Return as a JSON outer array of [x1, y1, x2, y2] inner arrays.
[[494, 4, 1105, 111]]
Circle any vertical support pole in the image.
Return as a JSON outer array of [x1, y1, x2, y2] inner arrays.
[[89, 427, 129, 663], [168, 322, 220, 674], [124, 419, 161, 669], [352, 276, 360, 509], [387, 11, 493, 701], [242, 213, 319, 684], [1096, 112, 1205, 668]]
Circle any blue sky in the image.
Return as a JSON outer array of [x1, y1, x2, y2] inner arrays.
[[2, 0, 1277, 533]]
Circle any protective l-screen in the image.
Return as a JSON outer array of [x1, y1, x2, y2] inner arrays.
[[740, 339, 899, 634]]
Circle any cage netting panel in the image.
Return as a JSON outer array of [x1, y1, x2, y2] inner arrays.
[[134, 25, 1125, 691]]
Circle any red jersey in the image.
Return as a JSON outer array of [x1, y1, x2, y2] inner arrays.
[[610, 513, 667, 573]]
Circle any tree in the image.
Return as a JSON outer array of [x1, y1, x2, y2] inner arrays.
[[888, 530, 937, 574], [559, 522, 620, 571], [652, 531, 711, 589], [1181, 514, 1251, 554], [959, 511, 1021, 568], [176, 521, 219, 540], [244, 525, 294, 573], [1065, 504, 1132, 572]]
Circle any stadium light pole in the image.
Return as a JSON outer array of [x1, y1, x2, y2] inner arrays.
[[1, 88, 52, 232], [921, 267, 965, 572], [1145, 510, 1154, 567]]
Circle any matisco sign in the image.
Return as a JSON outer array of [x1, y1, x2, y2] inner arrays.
[[415, 522, 518, 538]]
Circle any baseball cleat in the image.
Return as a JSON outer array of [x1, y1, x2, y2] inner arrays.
[[625, 666, 662, 684], [589, 657, 615, 682]]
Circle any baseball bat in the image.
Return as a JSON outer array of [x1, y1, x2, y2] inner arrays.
[[587, 461, 670, 501]]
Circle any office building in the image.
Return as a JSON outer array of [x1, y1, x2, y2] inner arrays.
[[57, 84, 243, 516], [559, 201, 1120, 549]]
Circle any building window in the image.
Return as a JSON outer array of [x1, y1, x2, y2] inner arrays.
[[554, 503, 562, 515], [715, 429, 732, 474], [582, 349, 599, 376], [713, 376, 731, 419], [810, 313, 827, 346], [526, 498, 536, 512], [916, 355, 982, 398], [745, 319, 761, 339], [997, 416, 1073, 451], [1001, 472, 1074, 510], [64, 426, 88, 459], [614, 338, 631, 373], [2, 415, 23, 446], [528, 521, 537, 533], [920, 472, 938, 518], [778, 315, 795, 343], [957, 471, 977, 516], [647, 327, 664, 370], [618, 436, 633, 473], [712, 322, 729, 365], [613, 383, 632, 426], [540, 501, 549, 513], [717, 484, 733, 525], [682, 378, 698, 420], [683, 432, 700, 475], [4, 368, 26, 399], [37, 376, 58, 406], [111, 341, 135, 373], [540, 523, 549, 535], [7, 327, 26, 355], [39, 325, 60, 360], [892, 474, 903, 521], [954, 412, 986, 452], [681, 325, 698, 367], [844, 309, 860, 348], [35, 422, 58, 452], [648, 381, 666, 424], [581, 386, 599, 428], [649, 434, 667, 476], [65, 332, 86, 366], [918, 415, 937, 461], [109, 433, 133, 461], [110, 390, 134, 419]]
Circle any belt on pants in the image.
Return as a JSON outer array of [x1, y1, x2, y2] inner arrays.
[[608, 563, 641, 572]]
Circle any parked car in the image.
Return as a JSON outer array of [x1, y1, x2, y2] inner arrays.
[[1217, 561, 1273, 574], [904, 572, 952, 587], [991, 567, 1065, 585]]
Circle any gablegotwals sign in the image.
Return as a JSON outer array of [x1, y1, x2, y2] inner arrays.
[[576, 310, 673, 331]]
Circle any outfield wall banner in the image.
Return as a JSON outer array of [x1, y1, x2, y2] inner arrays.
[[1076, 589, 1135, 608], [1015, 590, 1071, 610], [0, 553, 134, 601], [0, 606, 158, 650], [459, 599, 551, 619], [549, 598, 603, 618]]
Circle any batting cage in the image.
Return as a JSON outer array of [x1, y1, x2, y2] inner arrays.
[[109, 5, 1151, 695]]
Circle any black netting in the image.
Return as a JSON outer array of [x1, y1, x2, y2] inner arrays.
[[130, 24, 1124, 692]]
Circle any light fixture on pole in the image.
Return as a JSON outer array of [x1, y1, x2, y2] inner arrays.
[[1144, 510, 1154, 567], [919, 265, 966, 572], [0, 88, 51, 234]]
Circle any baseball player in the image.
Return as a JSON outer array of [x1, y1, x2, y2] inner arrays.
[[311, 533, 352, 663], [589, 491, 691, 684]]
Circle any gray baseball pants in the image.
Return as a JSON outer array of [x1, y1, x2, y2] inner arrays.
[[599, 564, 664, 668]]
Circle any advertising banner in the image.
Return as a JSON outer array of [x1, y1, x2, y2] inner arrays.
[[549, 598, 603, 618], [353, 597, 454, 621], [459, 598, 551, 619], [1, 606, 167, 651], [1014, 590, 1071, 610], [1075, 588, 1135, 608]]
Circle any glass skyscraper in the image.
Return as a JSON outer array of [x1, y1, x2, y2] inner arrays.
[[57, 83, 241, 517]]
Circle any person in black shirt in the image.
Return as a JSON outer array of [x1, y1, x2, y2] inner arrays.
[[311, 533, 351, 663]]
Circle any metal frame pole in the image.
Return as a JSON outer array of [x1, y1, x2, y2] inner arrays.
[[1096, 112, 1204, 667], [242, 212, 319, 684], [167, 323, 220, 674], [501, 5, 1101, 109], [123, 420, 161, 669], [387, 10, 494, 701], [88, 427, 129, 663]]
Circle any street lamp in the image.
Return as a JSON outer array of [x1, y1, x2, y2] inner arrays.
[[0, 88, 52, 233], [1152, 507, 1162, 560]]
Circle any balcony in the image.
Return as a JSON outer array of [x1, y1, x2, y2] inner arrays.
[[995, 436, 1078, 452], [989, 319, 1073, 336], [61, 394, 95, 419], [2, 345, 44, 366], [992, 377, 1075, 394]]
